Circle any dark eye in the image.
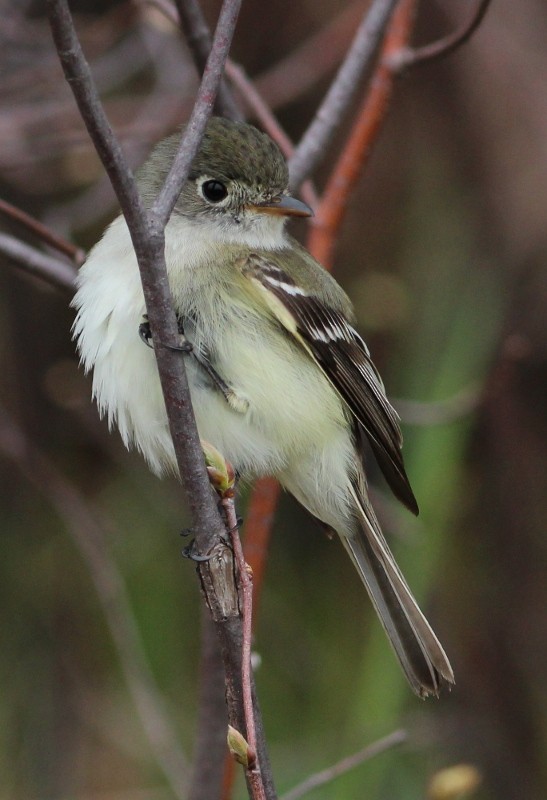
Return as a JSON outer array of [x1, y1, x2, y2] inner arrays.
[[201, 180, 228, 203]]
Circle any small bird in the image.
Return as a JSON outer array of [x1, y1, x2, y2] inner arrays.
[[73, 117, 454, 697]]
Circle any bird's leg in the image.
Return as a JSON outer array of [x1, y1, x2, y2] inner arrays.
[[138, 315, 249, 413]]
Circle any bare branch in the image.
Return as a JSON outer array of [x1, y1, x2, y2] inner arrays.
[[394, 0, 493, 69], [307, 0, 418, 269], [188, 607, 228, 800], [46, 0, 145, 233], [281, 729, 407, 800], [394, 383, 482, 425], [254, 0, 369, 110], [0, 197, 85, 264], [153, 0, 243, 226], [0, 405, 189, 799], [0, 232, 77, 294], [46, 0, 227, 557], [288, 0, 399, 189], [46, 5, 277, 798], [171, 0, 243, 121]]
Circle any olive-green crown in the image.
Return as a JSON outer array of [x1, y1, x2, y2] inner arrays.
[[138, 117, 289, 199]]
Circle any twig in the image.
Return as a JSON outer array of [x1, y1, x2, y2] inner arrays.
[[144, 0, 243, 121], [0, 405, 189, 799], [254, 0, 369, 111], [222, 494, 266, 799], [223, 61, 319, 210], [394, 383, 482, 425], [153, 0, 243, 226], [394, 0, 493, 68], [243, 477, 281, 618], [281, 729, 407, 800], [46, 4, 277, 798], [307, 0, 418, 268], [188, 606, 229, 800], [46, 0, 228, 557], [0, 197, 85, 264], [0, 231, 77, 294], [288, 0, 399, 189], [174, 0, 243, 121]]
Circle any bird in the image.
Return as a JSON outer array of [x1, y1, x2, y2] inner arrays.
[[73, 116, 454, 697]]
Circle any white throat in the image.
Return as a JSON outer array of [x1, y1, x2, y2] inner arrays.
[[167, 210, 289, 256]]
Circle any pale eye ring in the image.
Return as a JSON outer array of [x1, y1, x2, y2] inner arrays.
[[201, 180, 228, 203]]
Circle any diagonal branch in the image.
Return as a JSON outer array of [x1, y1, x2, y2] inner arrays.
[[0, 232, 77, 294], [281, 729, 407, 800], [46, 4, 277, 799], [153, 0, 243, 226], [46, 0, 228, 557], [288, 0, 399, 189], [0, 197, 85, 264], [307, 0, 418, 269], [171, 0, 243, 120], [0, 405, 190, 799], [396, 0, 493, 68]]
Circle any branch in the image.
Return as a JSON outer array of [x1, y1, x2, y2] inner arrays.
[[142, 0, 319, 209], [223, 61, 319, 209], [188, 606, 229, 800], [254, 0, 369, 110], [46, 0, 228, 557], [171, 0, 243, 121], [0, 197, 85, 264], [288, 0, 399, 189], [281, 729, 407, 800], [0, 232, 77, 294], [153, 0, 243, 226], [307, 0, 418, 268], [395, 0, 493, 68], [46, 4, 277, 798], [0, 405, 189, 799]]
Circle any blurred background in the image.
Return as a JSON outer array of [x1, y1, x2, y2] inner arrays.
[[1, 1, 546, 799]]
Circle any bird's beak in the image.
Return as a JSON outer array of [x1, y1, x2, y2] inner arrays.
[[248, 195, 313, 218]]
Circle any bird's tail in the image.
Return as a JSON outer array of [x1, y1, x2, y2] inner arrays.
[[345, 482, 454, 698]]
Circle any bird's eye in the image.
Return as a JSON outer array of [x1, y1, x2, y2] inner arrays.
[[201, 180, 228, 203]]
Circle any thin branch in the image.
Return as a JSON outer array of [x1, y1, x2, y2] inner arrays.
[[307, 0, 418, 268], [153, 0, 243, 226], [0, 405, 189, 799], [395, 0, 493, 68], [281, 729, 407, 800], [0, 232, 77, 294], [224, 499, 257, 766], [188, 606, 229, 800], [46, 0, 145, 234], [254, 0, 368, 110], [171, 0, 243, 121], [223, 61, 319, 209], [288, 0, 399, 189], [394, 383, 482, 425], [222, 494, 266, 800], [243, 477, 281, 618], [0, 197, 85, 264], [46, 0, 228, 558], [46, 4, 277, 798]]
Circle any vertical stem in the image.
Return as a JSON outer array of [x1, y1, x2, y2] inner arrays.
[[188, 606, 228, 800]]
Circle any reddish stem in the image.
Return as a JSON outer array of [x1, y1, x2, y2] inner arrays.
[[243, 477, 281, 619], [307, 0, 418, 269], [222, 495, 266, 799]]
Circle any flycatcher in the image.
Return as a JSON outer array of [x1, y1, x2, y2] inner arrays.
[[73, 117, 454, 697]]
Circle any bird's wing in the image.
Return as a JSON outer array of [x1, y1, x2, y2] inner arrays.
[[240, 253, 418, 514]]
